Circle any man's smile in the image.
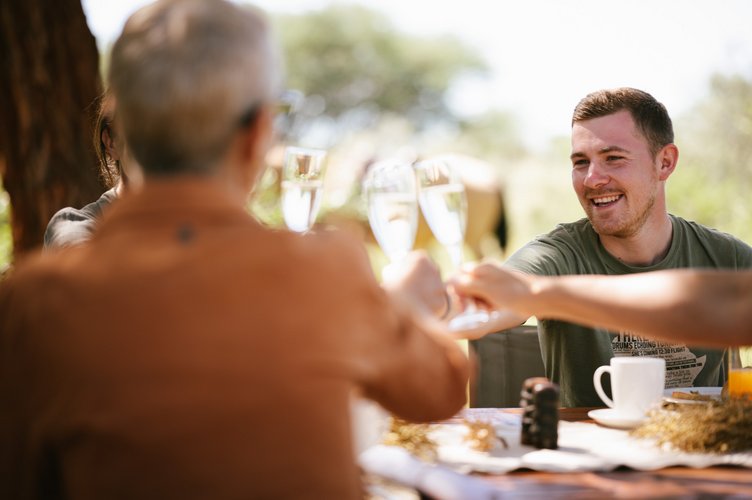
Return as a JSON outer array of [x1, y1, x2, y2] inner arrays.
[[590, 194, 623, 207]]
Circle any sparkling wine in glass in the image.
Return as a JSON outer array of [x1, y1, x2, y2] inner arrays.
[[414, 158, 492, 330], [363, 159, 418, 279], [281, 146, 326, 232]]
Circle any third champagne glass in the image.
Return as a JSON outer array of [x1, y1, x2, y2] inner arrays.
[[281, 146, 327, 232], [414, 158, 492, 330]]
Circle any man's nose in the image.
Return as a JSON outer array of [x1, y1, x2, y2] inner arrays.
[[583, 161, 609, 189]]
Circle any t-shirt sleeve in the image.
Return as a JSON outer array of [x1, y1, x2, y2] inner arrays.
[[503, 238, 574, 276], [43, 190, 116, 250], [733, 239, 752, 268], [44, 214, 94, 249]]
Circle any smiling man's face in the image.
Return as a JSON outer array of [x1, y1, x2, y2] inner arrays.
[[570, 109, 664, 238]]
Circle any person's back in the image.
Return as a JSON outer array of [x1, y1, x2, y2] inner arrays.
[[3, 179, 464, 498], [0, 1, 467, 497]]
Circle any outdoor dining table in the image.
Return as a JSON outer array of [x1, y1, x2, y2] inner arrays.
[[362, 406, 752, 499], [466, 407, 752, 498]]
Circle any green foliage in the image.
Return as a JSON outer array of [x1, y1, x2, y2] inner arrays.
[[273, 5, 487, 131], [248, 166, 285, 228], [670, 72, 752, 244], [455, 111, 528, 161], [5, 7, 750, 270], [503, 156, 582, 254]]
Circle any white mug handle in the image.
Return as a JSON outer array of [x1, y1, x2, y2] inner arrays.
[[593, 365, 614, 408]]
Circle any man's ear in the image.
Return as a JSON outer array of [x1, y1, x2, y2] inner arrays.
[[657, 143, 678, 181]]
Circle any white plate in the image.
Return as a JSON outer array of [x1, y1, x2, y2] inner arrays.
[[662, 386, 722, 404], [587, 409, 646, 430]]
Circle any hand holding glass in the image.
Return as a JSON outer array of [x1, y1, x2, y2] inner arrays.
[[413, 159, 493, 330], [281, 147, 326, 232]]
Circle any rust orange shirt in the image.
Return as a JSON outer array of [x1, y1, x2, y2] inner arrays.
[[0, 178, 468, 499]]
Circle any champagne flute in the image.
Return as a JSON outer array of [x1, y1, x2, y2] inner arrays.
[[363, 159, 418, 279], [281, 146, 326, 232], [414, 158, 492, 330]]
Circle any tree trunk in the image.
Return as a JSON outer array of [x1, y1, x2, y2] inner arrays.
[[0, 0, 103, 261]]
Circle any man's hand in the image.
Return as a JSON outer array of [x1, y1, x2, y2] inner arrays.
[[449, 262, 536, 313], [445, 262, 534, 338], [381, 251, 449, 318]]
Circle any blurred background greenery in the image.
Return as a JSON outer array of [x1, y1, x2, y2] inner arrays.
[[2, 3, 751, 271]]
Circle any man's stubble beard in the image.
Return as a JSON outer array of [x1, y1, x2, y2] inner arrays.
[[586, 191, 657, 239]]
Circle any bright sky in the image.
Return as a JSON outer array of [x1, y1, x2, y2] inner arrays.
[[82, 0, 752, 148]]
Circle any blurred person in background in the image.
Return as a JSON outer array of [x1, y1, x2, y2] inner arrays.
[[43, 90, 142, 249], [0, 1, 467, 498], [44, 87, 299, 249], [450, 88, 752, 407]]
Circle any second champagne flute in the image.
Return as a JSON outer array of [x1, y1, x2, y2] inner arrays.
[[414, 158, 492, 330], [363, 159, 418, 279], [281, 146, 327, 232]]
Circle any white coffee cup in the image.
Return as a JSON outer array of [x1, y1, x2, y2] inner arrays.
[[593, 357, 665, 417]]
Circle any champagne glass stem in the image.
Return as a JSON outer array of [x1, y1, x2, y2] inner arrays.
[[445, 242, 480, 316], [446, 243, 464, 271]]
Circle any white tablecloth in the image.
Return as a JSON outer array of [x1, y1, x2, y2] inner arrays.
[[359, 408, 752, 499], [435, 410, 752, 474]]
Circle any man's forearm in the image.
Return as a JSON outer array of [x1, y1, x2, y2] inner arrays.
[[531, 270, 752, 347]]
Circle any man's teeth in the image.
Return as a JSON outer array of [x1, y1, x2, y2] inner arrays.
[[593, 195, 620, 205]]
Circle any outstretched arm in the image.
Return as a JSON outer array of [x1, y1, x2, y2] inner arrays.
[[451, 263, 752, 347]]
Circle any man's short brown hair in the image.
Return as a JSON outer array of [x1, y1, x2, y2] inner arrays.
[[572, 87, 674, 157]]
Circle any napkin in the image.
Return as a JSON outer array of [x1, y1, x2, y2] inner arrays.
[[359, 445, 501, 500]]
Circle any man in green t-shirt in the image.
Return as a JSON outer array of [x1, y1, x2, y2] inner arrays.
[[456, 88, 752, 407]]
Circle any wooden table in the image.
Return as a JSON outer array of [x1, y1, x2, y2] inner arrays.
[[465, 407, 752, 499]]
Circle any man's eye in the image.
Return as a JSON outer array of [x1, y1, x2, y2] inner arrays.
[[606, 155, 624, 162], [572, 159, 589, 168]]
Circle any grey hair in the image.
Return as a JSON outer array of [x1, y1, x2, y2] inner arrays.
[[108, 0, 282, 175]]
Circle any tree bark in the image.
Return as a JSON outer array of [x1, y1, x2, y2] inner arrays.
[[0, 0, 103, 261]]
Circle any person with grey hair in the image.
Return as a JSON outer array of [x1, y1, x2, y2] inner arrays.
[[451, 88, 752, 407], [0, 1, 467, 498]]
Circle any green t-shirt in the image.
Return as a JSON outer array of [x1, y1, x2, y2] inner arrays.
[[505, 214, 752, 407]]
